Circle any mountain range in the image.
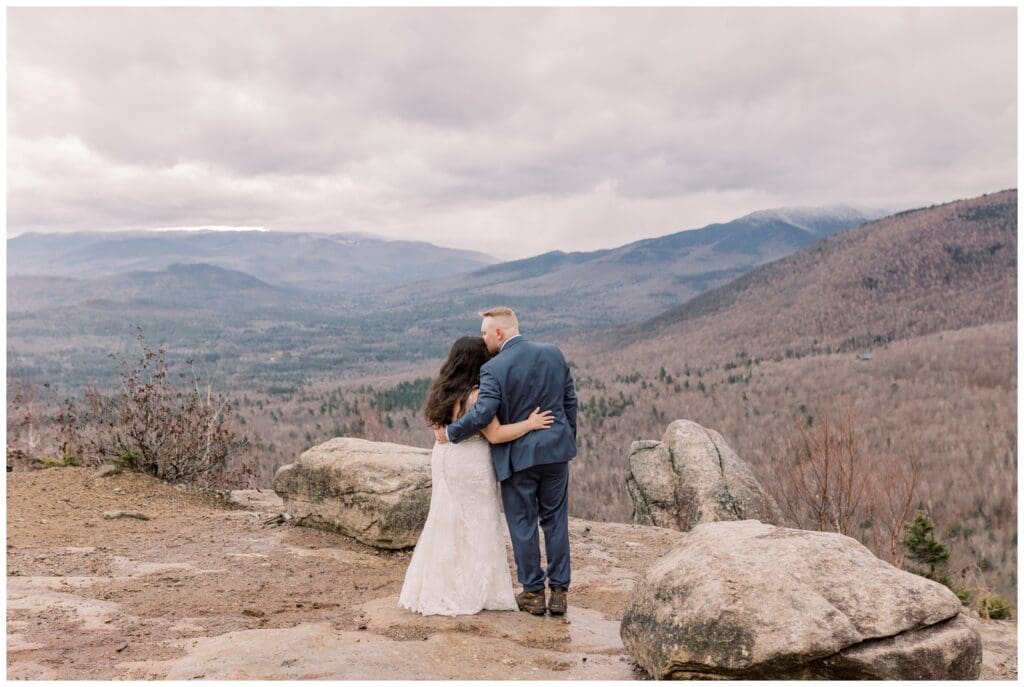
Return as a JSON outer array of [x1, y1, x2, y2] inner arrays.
[[605, 189, 1016, 363], [0, 201, 921, 388], [374, 205, 887, 329], [7, 230, 497, 294]]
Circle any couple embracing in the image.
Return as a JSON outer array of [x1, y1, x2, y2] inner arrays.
[[399, 306, 578, 617]]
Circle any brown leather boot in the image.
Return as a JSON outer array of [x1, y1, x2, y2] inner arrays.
[[547, 586, 567, 616], [516, 590, 546, 615]]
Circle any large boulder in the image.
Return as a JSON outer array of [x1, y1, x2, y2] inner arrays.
[[273, 437, 431, 549], [626, 419, 780, 530], [620, 520, 982, 680]]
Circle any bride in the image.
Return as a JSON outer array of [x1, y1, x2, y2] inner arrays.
[[399, 336, 553, 616]]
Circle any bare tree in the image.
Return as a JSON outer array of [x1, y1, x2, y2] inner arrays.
[[769, 405, 869, 536], [877, 445, 924, 567]]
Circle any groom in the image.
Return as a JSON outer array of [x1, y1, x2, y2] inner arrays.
[[436, 306, 578, 616]]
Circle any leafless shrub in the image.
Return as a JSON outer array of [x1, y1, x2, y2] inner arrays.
[[62, 326, 252, 488], [6, 373, 44, 467], [948, 562, 1014, 620], [765, 405, 928, 569], [767, 406, 870, 536], [875, 445, 923, 567]]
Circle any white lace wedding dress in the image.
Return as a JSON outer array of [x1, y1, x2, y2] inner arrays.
[[399, 433, 517, 616]]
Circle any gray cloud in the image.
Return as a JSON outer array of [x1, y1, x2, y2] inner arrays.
[[8, 7, 1016, 259]]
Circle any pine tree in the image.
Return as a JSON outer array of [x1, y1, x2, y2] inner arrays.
[[902, 511, 951, 581]]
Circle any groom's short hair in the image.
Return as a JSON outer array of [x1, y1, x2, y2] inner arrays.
[[479, 306, 519, 331]]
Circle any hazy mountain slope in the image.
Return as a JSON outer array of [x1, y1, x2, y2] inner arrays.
[[380, 205, 885, 328], [7, 230, 497, 293], [3, 203, 893, 392], [545, 191, 1018, 606], [7, 263, 303, 313], [605, 189, 1016, 364]]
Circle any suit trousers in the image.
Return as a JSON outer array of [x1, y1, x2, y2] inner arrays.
[[499, 461, 571, 592]]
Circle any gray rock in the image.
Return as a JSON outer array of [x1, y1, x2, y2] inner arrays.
[[816, 613, 982, 679], [968, 615, 1017, 680], [620, 520, 979, 680], [626, 419, 780, 530], [229, 488, 285, 512], [272, 437, 431, 549], [94, 464, 120, 478], [101, 511, 149, 521]]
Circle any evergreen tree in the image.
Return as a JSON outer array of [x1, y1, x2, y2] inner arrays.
[[902, 511, 951, 582]]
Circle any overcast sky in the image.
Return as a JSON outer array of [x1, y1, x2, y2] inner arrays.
[[7, 7, 1017, 259]]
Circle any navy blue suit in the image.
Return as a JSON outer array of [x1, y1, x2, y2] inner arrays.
[[446, 336, 578, 592]]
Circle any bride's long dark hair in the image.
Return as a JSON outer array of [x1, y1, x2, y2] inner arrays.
[[423, 336, 492, 426]]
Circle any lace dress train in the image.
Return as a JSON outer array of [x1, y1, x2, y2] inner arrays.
[[399, 435, 517, 616]]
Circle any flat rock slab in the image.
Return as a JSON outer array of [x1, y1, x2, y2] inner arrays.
[[361, 595, 626, 654], [7, 576, 122, 631], [115, 622, 635, 680]]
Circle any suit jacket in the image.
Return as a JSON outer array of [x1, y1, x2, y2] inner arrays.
[[446, 336, 578, 482]]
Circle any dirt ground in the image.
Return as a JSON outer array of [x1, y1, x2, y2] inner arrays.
[[6, 466, 1017, 680], [6, 466, 676, 679]]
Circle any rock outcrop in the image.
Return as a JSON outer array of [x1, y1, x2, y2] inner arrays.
[[625, 419, 780, 530], [273, 437, 431, 549], [619, 520, 982, 680]]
